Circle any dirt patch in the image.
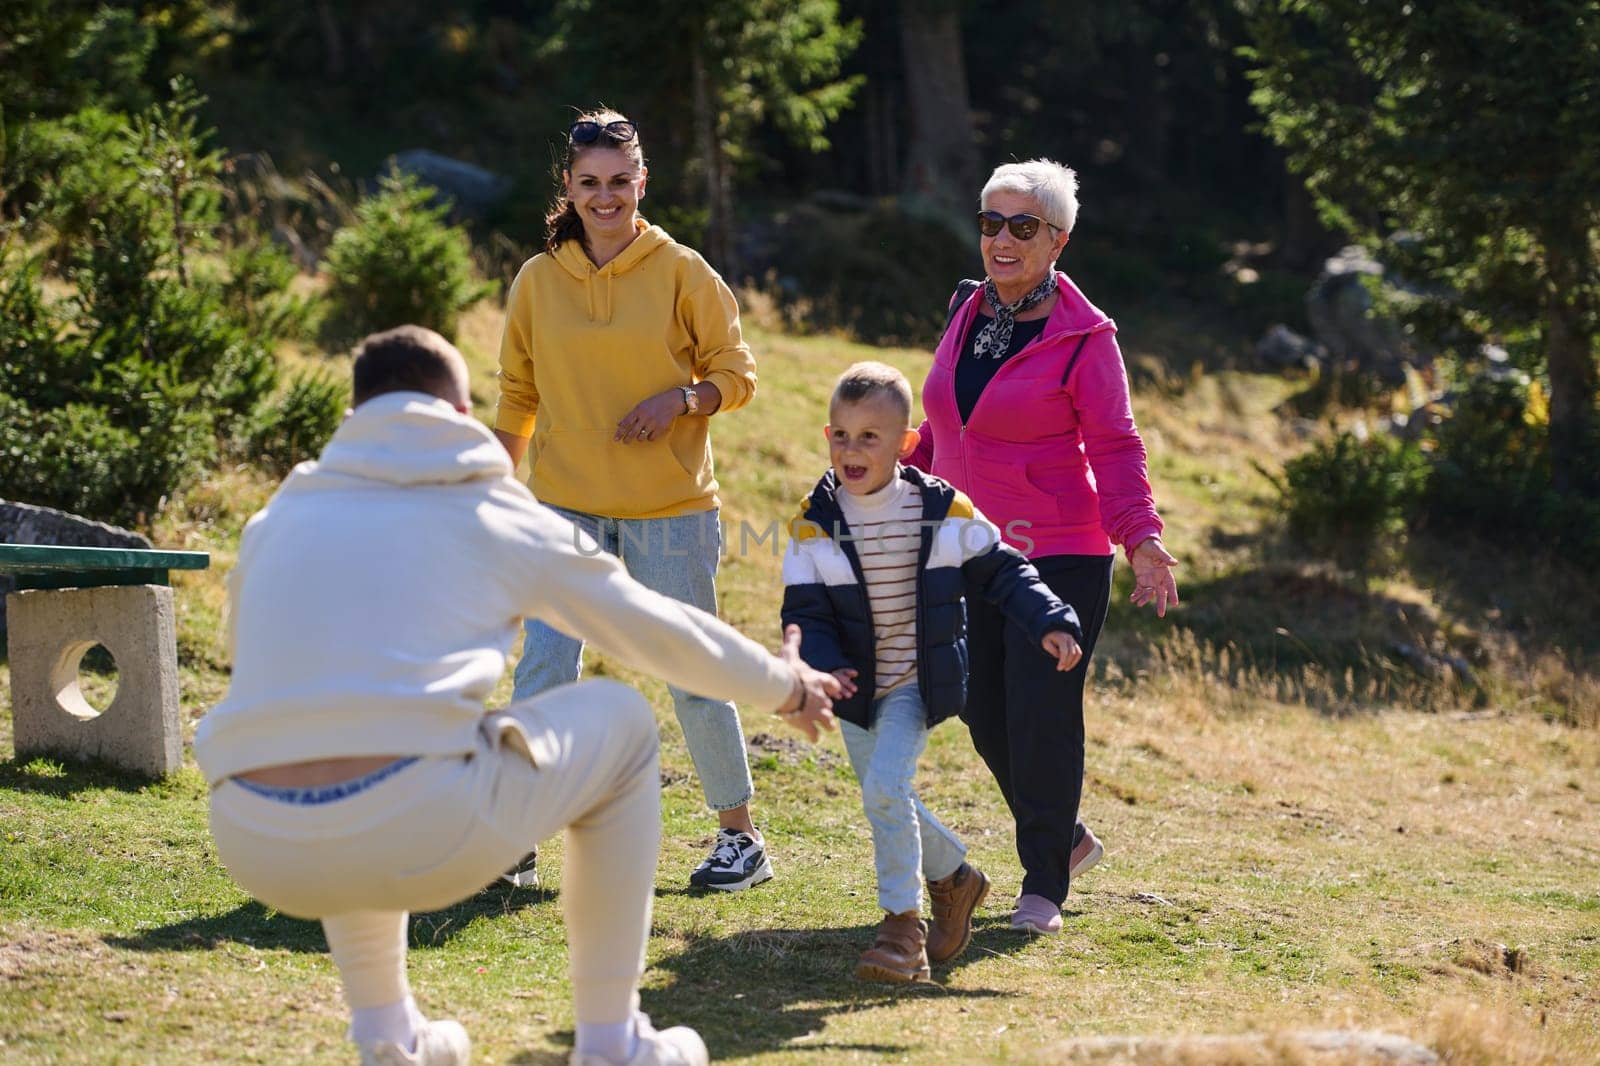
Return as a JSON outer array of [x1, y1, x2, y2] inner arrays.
[[1396, 936, 1543, 981], [0, 926, 113, 981], [747, 732, 843, 770]]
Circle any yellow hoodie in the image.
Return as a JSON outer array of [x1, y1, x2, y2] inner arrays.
[[495, 220, 757, 519]]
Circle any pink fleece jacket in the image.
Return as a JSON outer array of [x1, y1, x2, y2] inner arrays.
[[908, 271, 1163, 560]]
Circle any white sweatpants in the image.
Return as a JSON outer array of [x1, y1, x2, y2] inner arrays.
[[208, 679, 660, 1024]]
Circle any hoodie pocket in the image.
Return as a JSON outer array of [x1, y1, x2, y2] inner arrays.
[[533, 428, 711, 516]]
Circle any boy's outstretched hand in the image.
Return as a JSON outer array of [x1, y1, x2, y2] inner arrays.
[[1041, 631, 1083, 672], [830, 666, 859, 699], [775, 624, 841, 742]]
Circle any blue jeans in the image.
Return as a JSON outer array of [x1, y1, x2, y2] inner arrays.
[[839, 685, 967, 914], [515, 506, 755, 812]]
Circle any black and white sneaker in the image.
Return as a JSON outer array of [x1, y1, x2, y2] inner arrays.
[[499, 848, 539, 889], [688, 829, 773, 891]]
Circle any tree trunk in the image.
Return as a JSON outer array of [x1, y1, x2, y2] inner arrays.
[[692, 39, 738, 276], [864, 79, 900, 195], [315, 0, 344, 81], [1543, 235, 1598, 496], [1281, 171, 1333, 272], [898, 0, 978, 221]]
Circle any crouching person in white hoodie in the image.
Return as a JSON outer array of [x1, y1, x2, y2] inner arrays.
[[194, 326, 839, 1066]]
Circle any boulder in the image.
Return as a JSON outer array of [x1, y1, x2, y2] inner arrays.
[[1306, 246, 1414, 384], [383, 150, 511, 218], [1256, 323, 1326, 372], [0, 501, 150, 639]]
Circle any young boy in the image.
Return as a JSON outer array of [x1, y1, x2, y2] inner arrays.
[[780, 361, 1084, 982]]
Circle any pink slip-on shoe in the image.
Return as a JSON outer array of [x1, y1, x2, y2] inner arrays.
[[1070, 823, 1104, 879], [1010, 893, 1063, 935]]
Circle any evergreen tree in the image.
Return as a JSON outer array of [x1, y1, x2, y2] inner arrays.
[[548, 0, 862, 275], [1246, 1, 1600, 496]]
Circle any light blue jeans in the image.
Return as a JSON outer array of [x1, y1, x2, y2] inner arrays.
[[839, 684, 967, 914], [515, 506, 755, 812]]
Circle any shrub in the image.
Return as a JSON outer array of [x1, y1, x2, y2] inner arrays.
[[761, 201, 978, 346], [0, 393, 213, 525], [221, 239, 317, 343], [0, 84, 295, 526], [243, 369, 348, 475], [1427, 374, 1600, 555], [322, 174, 493, 342], [1278, 430, 1429, 572]]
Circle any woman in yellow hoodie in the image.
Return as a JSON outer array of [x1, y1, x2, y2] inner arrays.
[[494, 109, 773, 893]]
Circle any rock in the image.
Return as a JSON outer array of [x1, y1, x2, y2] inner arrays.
[[382, 150, 511, 218], [1256, 323, 1327, 372], [1389, 642, 1475, 686], [1306, 246, 1415, 385], [1053, 1029, 1440, 1064], [0, 501, 151, 639]]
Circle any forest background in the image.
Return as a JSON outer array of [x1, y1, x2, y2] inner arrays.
[[1, 2, 1598, 1064]]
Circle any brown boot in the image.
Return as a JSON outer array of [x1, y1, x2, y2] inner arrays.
[[925, 861, 991, 963], [856, 910, 931, 983]]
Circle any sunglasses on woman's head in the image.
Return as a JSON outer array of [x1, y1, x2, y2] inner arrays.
[[569, 119, 638, 145], [977, 211, 1058, 240]]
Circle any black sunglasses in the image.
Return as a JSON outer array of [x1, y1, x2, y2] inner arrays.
[[977, 210, 1059, 240], [569, 119, 638, 145]]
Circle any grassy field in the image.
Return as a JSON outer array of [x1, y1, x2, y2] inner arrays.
[[2, 305, 1597, 1064]]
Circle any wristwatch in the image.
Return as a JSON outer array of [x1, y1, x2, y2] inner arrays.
[[679, 385, 699, 415]]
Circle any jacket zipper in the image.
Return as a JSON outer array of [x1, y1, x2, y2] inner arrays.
[[947, 296, 1096, 485]]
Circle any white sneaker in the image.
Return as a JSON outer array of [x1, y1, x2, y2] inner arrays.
[[361, 1019, 470, 1065], [569, 1014, 707, 1066], [687, 828, 773, 892], [499, 848, 539, 889]]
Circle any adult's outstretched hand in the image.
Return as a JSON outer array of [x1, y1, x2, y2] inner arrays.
[[774, 623, 840, 742], [1129, 536, 1181, 618]]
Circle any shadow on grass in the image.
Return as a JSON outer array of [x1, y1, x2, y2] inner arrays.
[[1404, 530, 1600, 661], [0, 752, 168, 796], [106, 900, 326, 953], [105, 884, 549, 954], [1098, 521, 1599, 721], [1098, 554, 1483, 713], [624, 920, 1021, 1058]]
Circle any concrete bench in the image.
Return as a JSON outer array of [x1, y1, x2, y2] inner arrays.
[[2, 544, 210, 776]]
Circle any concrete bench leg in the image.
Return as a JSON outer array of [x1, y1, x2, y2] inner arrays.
[[6, 585, 182, 777]]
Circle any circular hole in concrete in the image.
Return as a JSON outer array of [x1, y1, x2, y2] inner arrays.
[[52, 640, 120, 720]]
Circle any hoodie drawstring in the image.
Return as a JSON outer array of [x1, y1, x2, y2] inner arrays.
[[582, 267, 616, 324]]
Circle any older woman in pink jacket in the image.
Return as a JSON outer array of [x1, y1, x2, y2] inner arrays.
[[909, 158, 1179, 934]]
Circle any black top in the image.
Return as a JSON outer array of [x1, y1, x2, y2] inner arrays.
[[954, 312, 1049, 423]]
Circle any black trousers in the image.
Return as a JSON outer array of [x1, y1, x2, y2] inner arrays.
[[962, 553, 1114, 905]]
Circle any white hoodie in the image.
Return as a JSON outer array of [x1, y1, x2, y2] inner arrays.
[[193, 392, 792, 785]]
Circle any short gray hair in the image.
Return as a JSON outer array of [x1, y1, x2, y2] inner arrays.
[[980, 159, 1080, 235]]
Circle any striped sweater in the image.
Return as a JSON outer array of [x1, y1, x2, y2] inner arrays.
[[780, 464, 1081, 729], [836, 477, 925, 695]]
